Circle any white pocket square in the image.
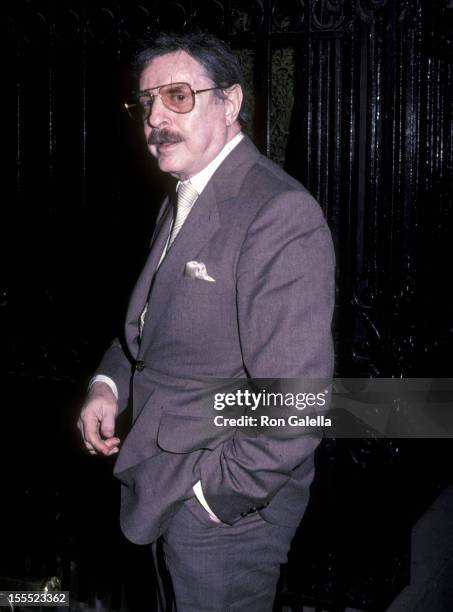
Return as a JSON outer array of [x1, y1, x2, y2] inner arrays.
[[184, 261, 216, 282]]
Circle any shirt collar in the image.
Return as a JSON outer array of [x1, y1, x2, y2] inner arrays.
[[177, 132, 244, 196]]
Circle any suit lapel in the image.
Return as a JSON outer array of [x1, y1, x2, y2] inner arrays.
[[155, 181, 220, 277], [124, 198, 173, 356], [137, 182, 221, 350]]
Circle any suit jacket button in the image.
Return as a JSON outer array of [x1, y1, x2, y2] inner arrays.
[[135, 360, 145, 372]]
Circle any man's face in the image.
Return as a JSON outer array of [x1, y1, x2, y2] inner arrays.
[[139, 51, 232, 181]]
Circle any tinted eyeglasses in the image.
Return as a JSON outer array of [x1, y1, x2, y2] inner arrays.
[[124, 82, 222, 123]]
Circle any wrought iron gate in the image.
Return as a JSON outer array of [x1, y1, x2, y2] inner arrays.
[[1, 1, 453, 610]]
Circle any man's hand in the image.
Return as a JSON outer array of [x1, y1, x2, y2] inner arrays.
[[77, 382, 120, 456]]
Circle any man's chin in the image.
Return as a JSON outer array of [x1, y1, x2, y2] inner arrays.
[[157, 158, 179, 173], [156, 152, 185, 175]]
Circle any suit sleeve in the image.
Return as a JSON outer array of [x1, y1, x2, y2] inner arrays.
[[95, 337, 134, 415], [199, 190, 335, 524]]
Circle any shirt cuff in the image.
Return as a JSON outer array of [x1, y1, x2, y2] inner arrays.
[[89, 375, 119, 400], [193, 480, 221, 523]]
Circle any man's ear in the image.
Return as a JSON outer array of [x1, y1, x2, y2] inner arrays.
[[223, 84, 243, 127]]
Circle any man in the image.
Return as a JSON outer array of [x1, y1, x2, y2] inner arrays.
[[78, 32, 335, 611]]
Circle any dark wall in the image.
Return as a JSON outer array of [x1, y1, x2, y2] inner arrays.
[[1, 1, 452, 610]]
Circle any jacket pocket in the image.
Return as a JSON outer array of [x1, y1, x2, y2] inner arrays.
[[179, 276, 228, 295], [157, 412, 233, 453]]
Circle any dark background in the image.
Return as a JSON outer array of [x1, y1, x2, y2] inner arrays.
[[1, 1, 453, 610]]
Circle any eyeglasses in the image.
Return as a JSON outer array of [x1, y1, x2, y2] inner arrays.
[[124, 82, 222, 123]]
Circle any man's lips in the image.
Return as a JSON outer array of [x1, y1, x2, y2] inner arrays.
[[156, 142, 179, 153]]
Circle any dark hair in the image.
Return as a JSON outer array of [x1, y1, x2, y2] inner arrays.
[[132, 31, 247, 125]]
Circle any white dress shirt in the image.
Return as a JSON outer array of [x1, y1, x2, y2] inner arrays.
[[91, 131, 244, 522]]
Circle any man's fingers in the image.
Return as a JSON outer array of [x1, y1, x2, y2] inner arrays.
[[77, 393, 119, 456], [104, 437, 121, 448], [82, 437, 98, 455], [84, 415, 112, 455], [85, 439, 117, 456], [82, 417, 120, 455], [100, 413, 116, 439]]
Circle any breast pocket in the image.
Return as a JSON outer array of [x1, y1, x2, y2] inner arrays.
[[179, 276, 228, 296]]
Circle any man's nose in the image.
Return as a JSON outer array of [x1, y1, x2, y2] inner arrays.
[[147, 94, 170, 129]]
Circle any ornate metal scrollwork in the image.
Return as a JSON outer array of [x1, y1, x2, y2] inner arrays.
[[86, 8, 116, 42], [311, 0, 345, 31], [231, 0, 264, 34], [53, 9, 81, 44], [272, 0, 306, 32], [350, 286, 383, 376], [423, 0, 453, 61], [362, 0, 389, 8], [119, 5, 151, 41], [0, 14, 16, 45], [270, 49, 295, 166], [357, 0, 389, 23], [155, 1, 188, 31], [193, 0, 225, 33], [20, 10, 49, 44], [236, 49, 256, 138]]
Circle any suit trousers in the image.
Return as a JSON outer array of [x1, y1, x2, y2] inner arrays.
[[152, 496, 296, 612]]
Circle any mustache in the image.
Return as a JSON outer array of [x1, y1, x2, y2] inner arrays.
[[148, 129, 184, 146]]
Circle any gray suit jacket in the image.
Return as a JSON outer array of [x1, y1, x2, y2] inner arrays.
[[96, 135, 335, 545]]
